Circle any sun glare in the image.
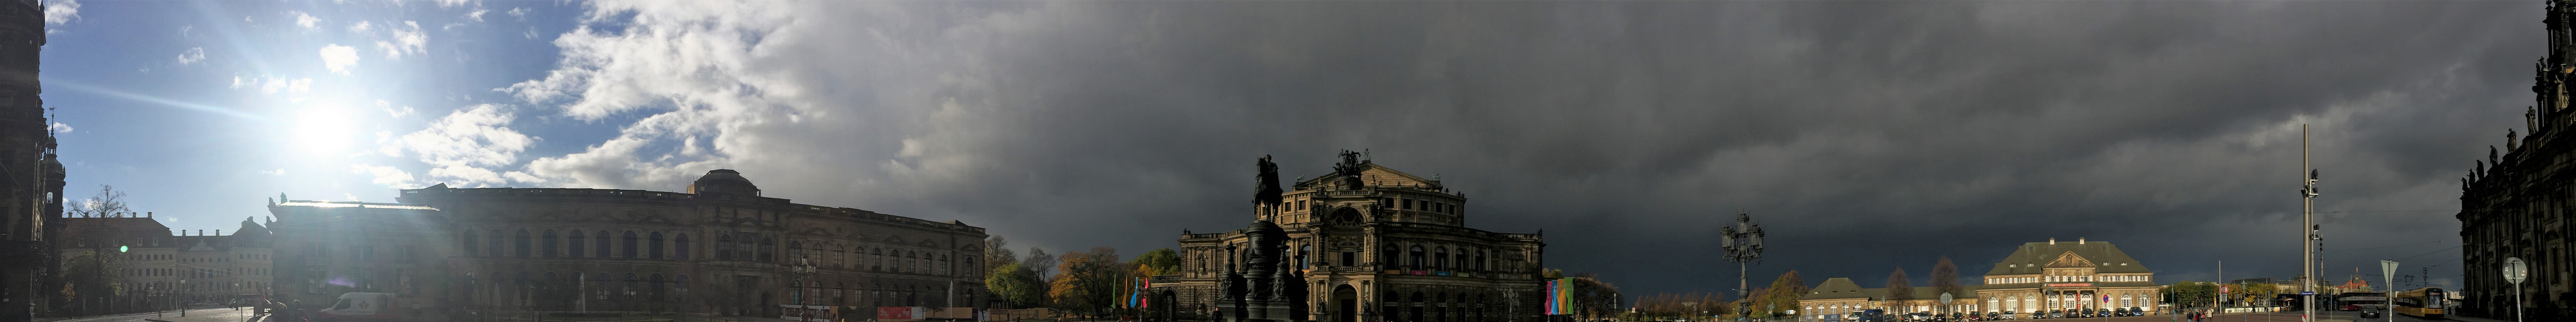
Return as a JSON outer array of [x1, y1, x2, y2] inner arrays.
[[290, 106, 359, 156]]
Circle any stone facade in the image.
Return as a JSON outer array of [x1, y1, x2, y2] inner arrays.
[[1799, 238, 2161, 320], [2459, 1, 2576, 320], [1164, 154, 1546, 322], [0, 0, 67, 320], [269, 169, 990, 319]]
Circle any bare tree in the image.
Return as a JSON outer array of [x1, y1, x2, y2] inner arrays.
[[1886, 268, 1915, 313], [985, 236, 1018, 271], [1026, 247, 1058, 283], [66, 185, 129, 217]]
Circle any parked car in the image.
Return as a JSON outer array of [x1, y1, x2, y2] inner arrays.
[[2359, 310, 2381, 318]]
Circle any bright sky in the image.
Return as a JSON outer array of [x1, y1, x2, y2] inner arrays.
[[44, 0, 597, 231]]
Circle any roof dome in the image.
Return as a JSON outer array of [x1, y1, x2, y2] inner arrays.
[[689, 169, 762, 196]]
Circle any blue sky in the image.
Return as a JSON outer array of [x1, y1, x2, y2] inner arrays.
[[37, 0, 2525, 298], [47, 0, 602, 231]]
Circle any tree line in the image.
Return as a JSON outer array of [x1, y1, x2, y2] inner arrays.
[[980, 236, 1179, 319]]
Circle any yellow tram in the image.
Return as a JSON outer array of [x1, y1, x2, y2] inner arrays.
[[2391, 287, 2446, 319]]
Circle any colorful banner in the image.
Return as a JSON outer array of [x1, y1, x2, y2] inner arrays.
[[877, 307, 922, 319], [1545, 278, 1575, 315]]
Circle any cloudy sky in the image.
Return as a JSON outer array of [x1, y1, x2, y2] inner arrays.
[[43, 0, 2530, 299]]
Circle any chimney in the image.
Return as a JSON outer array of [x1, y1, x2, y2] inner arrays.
[[2049, 238, 2056, 245], [216, 229, 222, 236]]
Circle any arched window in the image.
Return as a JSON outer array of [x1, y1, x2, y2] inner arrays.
[[650, 274, 667, 300], [872, 248, 884, 270], [594, 231, 611, 258], [831, 246, 846, 269], [1433, 247, 1448, 271], [1381, 246, 1396, 266], [622, 231, 639, 258], [1454, 251, 1468, 272], [1408, 246, 1425, 270], [462, 230, 480, 256], [650, 232, 666, 259], [623, 273, 639, 301], [515, 229, 532, 257], [676, 274, 690, 299], [675, 234, 691, 260], [1475, 251, 1486, 271], [717, 234, 734, 260], [790, 242, 807, 264], [759, 237, 777, 263], [569, 230, 586, 258], [542, 230, 558, 257], [488, 229, 504, 256]]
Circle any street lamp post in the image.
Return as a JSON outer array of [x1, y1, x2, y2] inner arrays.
[[1718, 213, 1765, 321], [2298, 124, 2320, 322], [790, 258, 817, 322]]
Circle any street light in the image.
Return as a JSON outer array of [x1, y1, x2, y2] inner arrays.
[[1718, 213, 1765, 319], [790, 258, 817, 322]]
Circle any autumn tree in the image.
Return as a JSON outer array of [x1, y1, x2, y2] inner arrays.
[[1048, 247, 1130, 318], [1886, 268, 1915, 312], [1931, 256, 1961, 315], [1758, 270, 1810, 318], [54, 185, 135, 314], [1131, 248, 1181, 276]]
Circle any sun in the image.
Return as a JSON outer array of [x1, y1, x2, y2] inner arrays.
[[289, 105, 359, 157]]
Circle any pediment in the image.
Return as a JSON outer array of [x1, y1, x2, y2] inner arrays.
[[884, 236, 905, 244], [799, 227, 833, 236], [916, 240, 938, 247], [2045, 251, 2094, 268]]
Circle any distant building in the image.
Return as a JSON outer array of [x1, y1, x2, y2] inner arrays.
[[269, 169, 990, 319], [2458, 2, 2576, 320], [1799, 238, 2162, 320], [1162, 153, 1547, 322], [52, 214, 274, 308], [0, 0, 68, 319]]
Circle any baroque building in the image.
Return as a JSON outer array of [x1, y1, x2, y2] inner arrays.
[[2459, 1, 2576, 320], [53, 214, 274, 307], [0, 0, 66, 320], [1162, 152, 1547, 322], [269, 169, 990, 319], [1798, 238, 2160, 320]]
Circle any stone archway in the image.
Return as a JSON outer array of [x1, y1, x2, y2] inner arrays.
[[1335, 285, 1359, 322]]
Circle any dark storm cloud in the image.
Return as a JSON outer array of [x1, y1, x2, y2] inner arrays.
[[535, 1, 2533, 298]]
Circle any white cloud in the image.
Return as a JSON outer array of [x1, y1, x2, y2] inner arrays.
[[398, 104, 536, 186], [229, 76, 243, 89], [41, 0, 77, 25], [434, 0, 472, 8], [255, 77, 312, 94], [320, 44, 359, 74], [376, 21, 424, 60], [292, 10, 319, 29], [46, 122, 69, 134], [466, 9, 487, 23], [179, 25, 191, 38], [379, 100, 414, 117], [348, 21, 372, 33], [350, 164, 419, 189], [260, 169, 285, 176], [175, 47, 205, 64], [508, 7, 527, 21]]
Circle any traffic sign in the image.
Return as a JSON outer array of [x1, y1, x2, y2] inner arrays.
[[2382, 260, 2400, 285], [2506, 257, 2530, 285], [2300, 291, 2315, 296]]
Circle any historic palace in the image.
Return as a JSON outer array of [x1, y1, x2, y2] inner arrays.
[[2457, 1, 2576, 320], [267, 169, 990, 319], [1158, 152, 1548, 322], [1799, 238, 2161, 319]]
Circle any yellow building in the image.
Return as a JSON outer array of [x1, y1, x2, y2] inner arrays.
[[1800, 238, 2163, 320]]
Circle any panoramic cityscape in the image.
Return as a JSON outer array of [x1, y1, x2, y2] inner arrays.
[[0, 1, 2563, 322]]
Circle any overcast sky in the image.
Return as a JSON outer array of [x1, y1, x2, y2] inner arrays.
[[39, 0, 2530, 299]]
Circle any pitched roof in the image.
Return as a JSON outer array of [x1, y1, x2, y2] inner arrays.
[[1810, 278, 1871, 299], [1984, 240, 2152, 276]]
